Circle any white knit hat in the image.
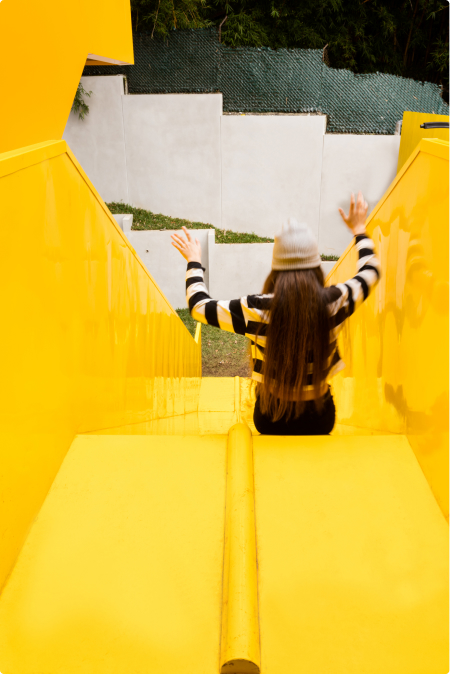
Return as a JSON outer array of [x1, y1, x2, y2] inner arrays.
[[272, 218, 321, 270]]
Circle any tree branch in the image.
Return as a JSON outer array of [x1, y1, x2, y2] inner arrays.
[[151, 0, 162, 39], [403, 0, 420, 67]]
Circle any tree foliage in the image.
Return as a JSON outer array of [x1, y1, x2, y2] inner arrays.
[[131, 0, 212, 38], [131, 0, 449, 100], [71, 82, 92, 120]]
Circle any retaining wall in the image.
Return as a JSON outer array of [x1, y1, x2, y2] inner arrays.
[[123, 228, 335, 309], [64, 76, 400, 255]]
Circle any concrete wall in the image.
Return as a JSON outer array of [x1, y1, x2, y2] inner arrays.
[[221, 115, 326, 239], [122, 94, 222, 226], [63, 76, 128, 203], [318, 135, 401, 254], [209, 240, 274, 300], [126, 229, 212, 309], [125, 228, 336, 309], [112, 214, 133, 231], [64, 76, 400, 255], [209, 240, 334, 303]]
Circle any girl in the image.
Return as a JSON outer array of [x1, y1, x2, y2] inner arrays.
[[171, 192, 380, 435]]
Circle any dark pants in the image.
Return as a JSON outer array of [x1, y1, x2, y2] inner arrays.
[[253, 388, 336, 435]]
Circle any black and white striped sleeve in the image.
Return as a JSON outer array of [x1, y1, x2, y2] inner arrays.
[[185, 261, 248, 335], [329, 234, 381, 322]]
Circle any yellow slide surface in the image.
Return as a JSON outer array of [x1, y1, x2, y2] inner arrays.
[[0, 435, 227, 673], [0, 0, 448, 671], [254, 434, 447, 673], [0, 388, 447, 672]]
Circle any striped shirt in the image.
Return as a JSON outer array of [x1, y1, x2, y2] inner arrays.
[[186, 234, 380, 395]]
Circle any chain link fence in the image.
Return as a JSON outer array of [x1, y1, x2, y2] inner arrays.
[[83, 29, 448, 134]]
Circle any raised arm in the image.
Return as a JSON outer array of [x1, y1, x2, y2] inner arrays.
[[327, 192, 381, 320], [171, 227, 266, 336]]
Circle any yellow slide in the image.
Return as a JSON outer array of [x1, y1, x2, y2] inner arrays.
[[0, 2, 448, 673]]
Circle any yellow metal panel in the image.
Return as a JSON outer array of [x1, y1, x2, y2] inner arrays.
[[0, 142, 200, 591], [397, 111, 449, 173], [194, 319, 202, 346], [0, 435, 226, 673], [199, 376, 237, 412], [327, 139, 449, 517], [88, 378, 244, 435], [220, 424, 260, 674], [86, 411, 239, 435], [0, 0, 133, 153], [253, 434, 448, 674], [86, 377, 393, 437], [0, 140, 67, 178]]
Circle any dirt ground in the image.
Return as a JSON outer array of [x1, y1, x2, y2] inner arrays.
[[176, 309, 251, 377]]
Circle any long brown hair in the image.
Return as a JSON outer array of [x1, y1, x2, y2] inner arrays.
[[255, 267, 330, 421]]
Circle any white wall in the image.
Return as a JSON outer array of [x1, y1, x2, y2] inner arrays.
[[209, 241, 274, 300], [126, 229, 212, 309], [221, 115, 326, 239], [123, 94, 222, 226], [63, 76, 128, 204], [64, 76, 401, 256], [125, 229, 336, 309], [318, 135, 400, 254], [209, 241, 334, 301]]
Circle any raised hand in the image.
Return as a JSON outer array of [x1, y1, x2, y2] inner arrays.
[[171, 226, 202, 264], [338, 192, 368, 236]]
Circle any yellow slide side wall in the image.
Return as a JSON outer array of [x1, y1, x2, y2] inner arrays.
[[397, 111, 449, 173], [327, 139, 449, 517], [0, 140, 201, 592], [0, 0, 133, 153]]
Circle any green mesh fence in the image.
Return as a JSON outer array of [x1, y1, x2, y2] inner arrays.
[[83, 29, 448, 134]]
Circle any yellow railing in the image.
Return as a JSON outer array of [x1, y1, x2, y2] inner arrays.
[[0, 140, 201, 591], [397, 111, 449, 173], [327, 138, 449, 517]]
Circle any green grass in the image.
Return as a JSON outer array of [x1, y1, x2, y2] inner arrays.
[[107, 202, 273, 244], [107, 202, 339, 259], [176, 309, 251, 377]]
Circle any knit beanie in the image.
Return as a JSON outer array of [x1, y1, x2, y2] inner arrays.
[[272, 218, 321, 270]]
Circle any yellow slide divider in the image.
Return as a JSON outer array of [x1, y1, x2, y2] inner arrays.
[[220, 423, 260, 674]]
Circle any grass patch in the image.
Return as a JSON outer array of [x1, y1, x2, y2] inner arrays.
[[176, 308, 251, 377], [107, 202, 340, 259], [107, 202, 273, 244]]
